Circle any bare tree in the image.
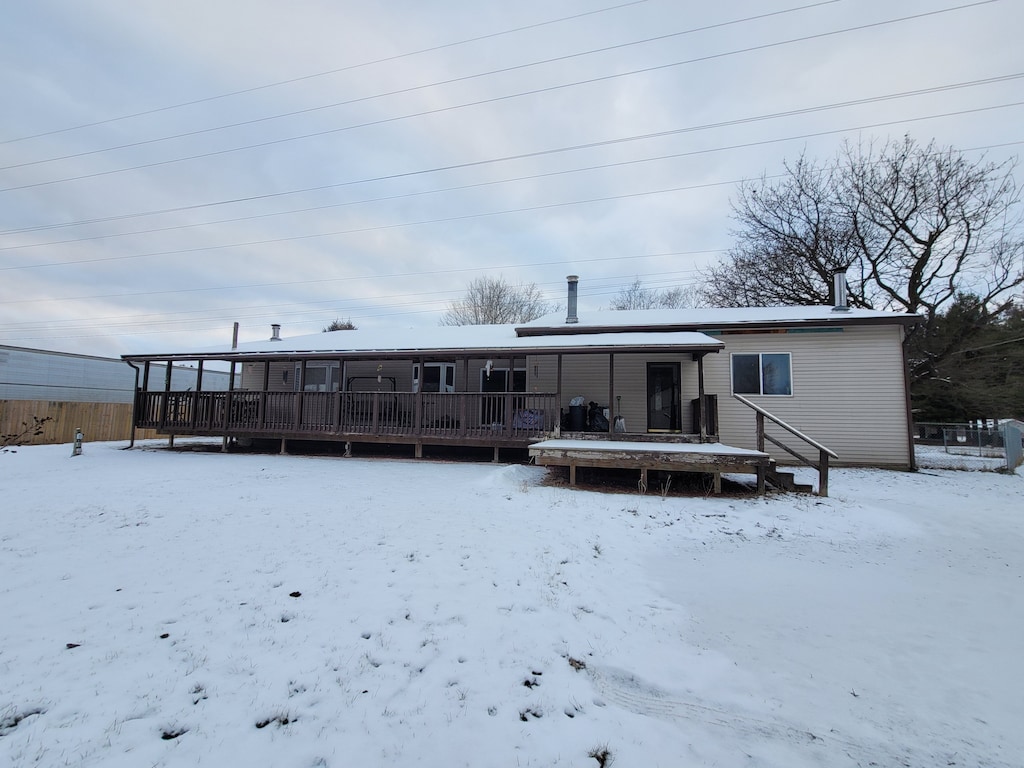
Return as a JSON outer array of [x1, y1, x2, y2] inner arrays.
[[702, 136, 1024, 380], [322, 318, 356, 332], [609, 278, 700, 310], [441, 276, 553, 325]]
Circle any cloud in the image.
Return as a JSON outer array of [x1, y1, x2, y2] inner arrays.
[[1, 0, 1021, 356]]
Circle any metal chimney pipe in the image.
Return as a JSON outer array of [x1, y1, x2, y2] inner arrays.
[[831, 269, 850, 312], [231, 322, 239, 350], [270, 323, 282, 341], [566, 275, 579, 324]]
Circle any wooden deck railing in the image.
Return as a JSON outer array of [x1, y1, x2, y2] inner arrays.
[[135, 390, 559, 443], [732, 393, 838, 496]]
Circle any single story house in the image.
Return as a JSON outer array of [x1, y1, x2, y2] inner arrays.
[[121, 276, 918, 493]]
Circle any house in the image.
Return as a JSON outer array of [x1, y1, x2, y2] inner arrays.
[[121, 275, 918, 493]]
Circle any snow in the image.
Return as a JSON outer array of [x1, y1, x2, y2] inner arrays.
[[521, 304, 918, 330], [126, 324, 722, 359], [1, 441, 1021, 767], [530, 439, 768, 457]]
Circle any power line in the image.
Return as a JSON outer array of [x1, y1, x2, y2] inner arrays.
[[0, 1, 997, 194], [0, 250, 719, 308], [4, 83, 1021, 271], [1, 0, 842, 172], [3, 102, 1022, 250], [0, 0, 651, 145]]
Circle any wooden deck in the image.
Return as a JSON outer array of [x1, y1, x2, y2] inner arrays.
[[134, 390, 559, 449], [529, 438, 772, 494]]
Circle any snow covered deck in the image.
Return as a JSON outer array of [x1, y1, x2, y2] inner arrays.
[[529, 438, 772, 494]]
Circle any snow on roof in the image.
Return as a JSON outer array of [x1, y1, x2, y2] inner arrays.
[[124, 305, 917, 360], [129, 323, 724, 359], [520, 304, 917, 331]]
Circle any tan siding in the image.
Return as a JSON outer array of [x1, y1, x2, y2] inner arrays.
[[707, 326, 910, 467]]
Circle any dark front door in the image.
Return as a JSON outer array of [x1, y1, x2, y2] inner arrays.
[[647, 362, 681, 432]]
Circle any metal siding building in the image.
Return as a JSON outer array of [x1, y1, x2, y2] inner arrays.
[[1, 345, 229, 403]]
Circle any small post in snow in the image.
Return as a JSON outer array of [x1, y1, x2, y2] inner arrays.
[[71, 428, 83, 457]]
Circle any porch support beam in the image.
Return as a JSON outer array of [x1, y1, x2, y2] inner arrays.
[[459, 357, 468, 437], [223, 360, 236, 452], [415, 356, 424, 439], [192, 360, 205, 431], [556, 354, 563, 431], [293, 360, 306, 431], [261, 361, 270, 429], [608, 353, 615, 433], [695, 352, 707, 442], [160, 359, 172, 434], [504, 356, 513, 439]]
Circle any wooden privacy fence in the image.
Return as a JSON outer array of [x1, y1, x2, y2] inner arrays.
[[1, 399, 158, 446]]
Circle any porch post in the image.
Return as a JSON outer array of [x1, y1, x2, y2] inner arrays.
[[261, 361, 270, 429], [333, 358, 343, 433], [191, 360, 205, 430], [222, 361, 235, 452], [556, 354, 563, 431], [696, 353, 707, 442], [608, 353, 615, 434], [504, 356, 513, 438], [160, 360, 172, 433], [415, 356, 424, 438], [293, 360, 306, 431], [459, 357, 468, 437]]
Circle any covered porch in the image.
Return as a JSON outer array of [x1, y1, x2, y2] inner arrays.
[[124, 330, 725, 457]]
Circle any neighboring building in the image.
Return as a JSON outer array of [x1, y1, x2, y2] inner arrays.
[[121, 276, 919, 482], [0, 345, 228, 445]]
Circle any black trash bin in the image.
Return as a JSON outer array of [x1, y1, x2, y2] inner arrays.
[[568, 405, 587, 431]]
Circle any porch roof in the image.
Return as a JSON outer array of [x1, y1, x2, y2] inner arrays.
[[122, 324, 724, 363]]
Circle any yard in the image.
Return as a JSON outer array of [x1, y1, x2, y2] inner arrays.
[[1, 441, 1021, 767]]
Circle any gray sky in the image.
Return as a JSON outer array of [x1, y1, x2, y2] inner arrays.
[[2, 0, 1021, 356]]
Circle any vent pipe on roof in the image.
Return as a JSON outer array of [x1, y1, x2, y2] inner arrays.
[[232, 322, 239, 350], [270, 323, 282, 341], [566, 275, 579, 324], [831, 269, 850, 312]]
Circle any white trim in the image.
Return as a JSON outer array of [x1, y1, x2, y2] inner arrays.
[[729, 352, 794, 397]]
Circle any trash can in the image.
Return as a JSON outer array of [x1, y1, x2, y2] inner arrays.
[[568, 405, 587, 431]]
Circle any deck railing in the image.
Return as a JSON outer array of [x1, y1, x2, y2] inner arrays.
[[135, 390, 558, 443], [732, 393, 838, 496]]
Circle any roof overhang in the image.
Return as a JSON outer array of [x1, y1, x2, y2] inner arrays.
[[121, 331, 725, 364], [516, 314, 920, 337]]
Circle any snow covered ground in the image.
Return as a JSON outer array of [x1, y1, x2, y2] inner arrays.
[[1, 440, 1021, 768]]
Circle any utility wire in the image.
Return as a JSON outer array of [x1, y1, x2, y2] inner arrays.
[[0, 0, 651, 145], [0, 0, 842, 171], [0, 0, 996, 194], [3, 101, 1022, 250]]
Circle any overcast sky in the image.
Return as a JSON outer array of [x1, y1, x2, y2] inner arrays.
[[1, 0, 1021, 357]]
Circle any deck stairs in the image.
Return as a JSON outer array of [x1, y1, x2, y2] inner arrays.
[[765, 461, 815, 494]]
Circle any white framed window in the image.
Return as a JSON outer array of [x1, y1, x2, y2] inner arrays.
[[413, 362, 455, 393], [294, 362, 340, 392], [731, 353, 792, 396]]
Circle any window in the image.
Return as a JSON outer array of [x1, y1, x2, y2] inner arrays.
[[731, 353, 792, 396], [294, 362, 340, 392], [413, 362, 455, 393]]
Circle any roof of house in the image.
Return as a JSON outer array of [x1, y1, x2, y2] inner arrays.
[[121, 305, 918, 362], [122, 323, 725, 362], [517, 305, 919, 336]]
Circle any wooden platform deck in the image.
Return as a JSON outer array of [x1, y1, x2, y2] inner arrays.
[[529, 438, 772, 494]]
